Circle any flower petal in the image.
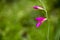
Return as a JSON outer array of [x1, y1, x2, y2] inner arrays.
[[33, 6, 39, 9], [36, 22, 42, 28], [35, 17, 45, 21]]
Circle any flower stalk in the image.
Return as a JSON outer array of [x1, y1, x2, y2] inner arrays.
[[38, 0, 50, 40], [33, 0, 50, 40]]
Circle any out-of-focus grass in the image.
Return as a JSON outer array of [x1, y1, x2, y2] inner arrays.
[[0, 0, 60, 40]]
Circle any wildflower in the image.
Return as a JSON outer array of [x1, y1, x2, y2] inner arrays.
[[33, 6, 44, 10], [35, 17, 47, 28], [33, 6, 47, 28]]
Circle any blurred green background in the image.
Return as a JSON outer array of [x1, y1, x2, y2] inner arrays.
[[0, 0, 60, 40]]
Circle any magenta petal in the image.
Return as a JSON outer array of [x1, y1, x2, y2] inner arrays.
[[36, 22, 42, 28], [33, 6, 39, 9], [35, 17, 45, 21]]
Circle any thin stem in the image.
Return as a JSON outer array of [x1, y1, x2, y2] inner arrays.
[[45, 10, 50, 40], [38, 0, 50, 40]]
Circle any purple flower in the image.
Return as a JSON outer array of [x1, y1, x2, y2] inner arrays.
[[35, 17, 47, 28], [33, 6, 44, 10]]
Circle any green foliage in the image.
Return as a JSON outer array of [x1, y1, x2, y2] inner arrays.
[[0, 0, 60, 40]]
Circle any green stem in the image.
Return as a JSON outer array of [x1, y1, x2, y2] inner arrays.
[[45, 10, 50, 40], [38, 0, 50, 40]]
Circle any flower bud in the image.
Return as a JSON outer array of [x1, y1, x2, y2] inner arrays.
[[33, 6, 44, 10]]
